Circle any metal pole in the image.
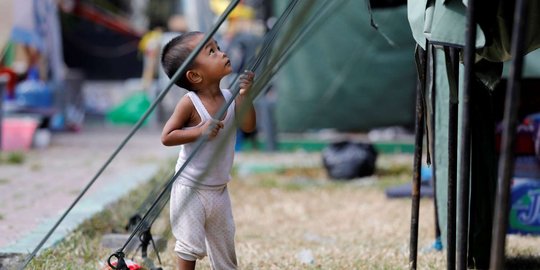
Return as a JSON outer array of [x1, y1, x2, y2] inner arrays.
[[430, 45, 441, 250], [457, 0, 477, 268], [409, 44, 427, 270], [490, 0, 529, 269], [0, 75, 6, 152], [446, 46, 460, 270]]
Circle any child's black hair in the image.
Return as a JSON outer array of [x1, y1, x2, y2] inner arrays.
[[161, 31, 202, 90]]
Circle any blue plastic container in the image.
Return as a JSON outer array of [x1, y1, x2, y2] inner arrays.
[[15, 67, 53, 108]]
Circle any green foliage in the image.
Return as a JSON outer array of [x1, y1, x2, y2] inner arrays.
[[0, 152, 25, 164]]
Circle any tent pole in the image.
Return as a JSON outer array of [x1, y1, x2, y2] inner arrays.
[[457, 0, 477, 268], [489, 0, 529, 269], [409, 43, 427, 270], [446, 46, 460, 270], [430, 45, 442, 254]]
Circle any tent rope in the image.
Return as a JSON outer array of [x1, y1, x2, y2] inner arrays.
[[111, 1, 354, 266], [105, 1, 312, 269], [17, 1, 241, 269], [122, 0, 303, 233]]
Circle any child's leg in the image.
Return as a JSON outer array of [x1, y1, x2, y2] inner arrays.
[[204, 186, 237, 270], [177, 257, 196, 270], [170, 184, 208, 267]]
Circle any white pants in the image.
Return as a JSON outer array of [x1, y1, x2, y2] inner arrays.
[[170, 183, 237, 270]]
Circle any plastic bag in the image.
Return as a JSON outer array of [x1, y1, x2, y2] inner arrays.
[[106, 92, 150, 125], [322, 141, 378, 180]]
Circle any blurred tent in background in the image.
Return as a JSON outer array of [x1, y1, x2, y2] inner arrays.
[[59, 1, 144, 80], [3, 0, 418, 134], [6, 0, 65, 83], [3, 0, 69, 129], [0, 1, 13, 60], [273, 1, 416, 132]]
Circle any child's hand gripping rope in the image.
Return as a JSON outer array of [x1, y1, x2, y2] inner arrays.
[[239, 70, 255, 96], [201, 119, 224, 140]]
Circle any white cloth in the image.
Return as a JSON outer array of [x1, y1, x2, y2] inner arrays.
[[170, 184, 237, 269], [174, 89, 236, 188]]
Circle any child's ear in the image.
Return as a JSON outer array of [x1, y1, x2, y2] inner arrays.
[[186, 70, 202, 84]]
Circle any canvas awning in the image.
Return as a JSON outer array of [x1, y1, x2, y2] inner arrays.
[[408, 0, 540, 62], [407, 0, 540, 268]]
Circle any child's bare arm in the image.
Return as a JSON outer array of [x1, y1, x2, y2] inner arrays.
[[161, 96, 224, 146], [236, 71, 256, 133], [161, 96, 200, 146]]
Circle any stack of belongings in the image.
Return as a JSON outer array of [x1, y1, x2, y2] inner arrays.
[[499, 112, 540, 235]]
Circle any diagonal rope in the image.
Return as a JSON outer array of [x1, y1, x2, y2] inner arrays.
[[121, 0, 304, 240], [123, 1, 341, 244], [109, 1, 350, 266], [248, 0, 350, 99], [252, 0, 364, 130], [18, 1, 241, 269], [107, 0, 313, 261], [364, 0, 397, 47], [115, 0, 403, 266]]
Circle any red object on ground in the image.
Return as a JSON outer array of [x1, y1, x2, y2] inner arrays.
[[0, 67, 18, 99], [106, 259, 142, 270]]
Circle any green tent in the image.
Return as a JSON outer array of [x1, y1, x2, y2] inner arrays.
[[408, 0, 540, 268], [274, 2, 417, 132]]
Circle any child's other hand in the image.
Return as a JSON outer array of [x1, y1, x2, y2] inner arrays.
[[239, 70, 255, 96], [201, 119, 223, 140]]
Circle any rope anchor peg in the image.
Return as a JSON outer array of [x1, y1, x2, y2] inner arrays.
[[125, 214, 142, 232], [136, 229, 163, 266], [107, 250, 129, 270]]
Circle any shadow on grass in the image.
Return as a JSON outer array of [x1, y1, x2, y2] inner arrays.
[[505, 256, 540, 270]]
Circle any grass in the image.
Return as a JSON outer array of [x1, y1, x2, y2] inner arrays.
[[0, 178, 10, 185], [0, 152, 25, 165], [17, 153, 540, 270]]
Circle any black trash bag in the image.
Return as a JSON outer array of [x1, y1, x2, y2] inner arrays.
[[322, 141, 378, 180]]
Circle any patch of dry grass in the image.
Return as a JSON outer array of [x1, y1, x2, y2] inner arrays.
[[24, 153, 540, 270]]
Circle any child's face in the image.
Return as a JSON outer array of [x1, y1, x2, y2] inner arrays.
[[190, 34, 233, 81]]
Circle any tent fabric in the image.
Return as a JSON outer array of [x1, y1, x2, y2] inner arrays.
[[409, 0, 540, 267], [407, 0, 486, 49], [503, 48, 540, 78], [275, 3, 417, 132], [430, 47, 497, 268], [408, 0, 540, 62], [476, 1, 540, 63]]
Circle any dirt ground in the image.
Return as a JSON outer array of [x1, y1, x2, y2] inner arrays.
[[21, 152, 540, 270], [103, 153, 433, 269], [150, 153, 540, 269]]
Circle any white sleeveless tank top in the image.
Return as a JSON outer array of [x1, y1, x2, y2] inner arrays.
[[174, 89, 237, 189]]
